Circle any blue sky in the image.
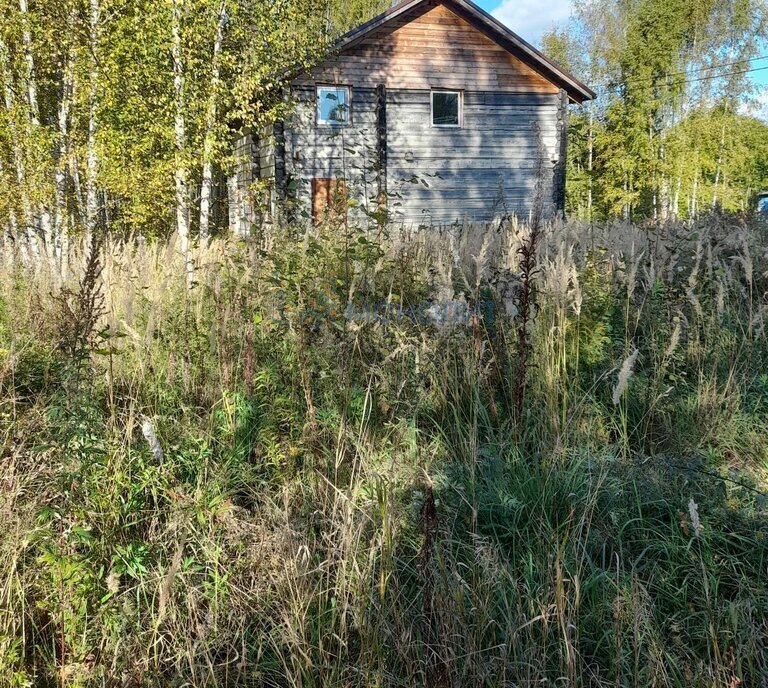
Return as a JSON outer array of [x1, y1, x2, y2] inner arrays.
[[475, 0, 573, 47], [476, 0, 768, 119]]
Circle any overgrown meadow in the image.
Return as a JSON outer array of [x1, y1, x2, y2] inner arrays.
[[1, 215, 767, 687]]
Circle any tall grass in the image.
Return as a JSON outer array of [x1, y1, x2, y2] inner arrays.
[[1, 215, 767, 686]]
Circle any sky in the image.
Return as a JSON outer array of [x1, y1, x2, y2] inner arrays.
[[475, 0, 768, 120], [475, 0, 572, 46]]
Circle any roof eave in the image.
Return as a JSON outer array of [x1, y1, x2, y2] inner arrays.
[[447, 0, 595, 102], [328, 0, 595, 104]]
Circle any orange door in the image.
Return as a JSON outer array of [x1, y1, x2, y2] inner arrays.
[[311, 178, 347, 224]]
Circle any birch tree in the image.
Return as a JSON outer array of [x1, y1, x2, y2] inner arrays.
[[546, 0, 768, 218], [86, 0, 100, 235], [171, 0, 194, 282], [0, 32, 37, 262], [199, 1, 228, 243], [18, 0, 54, 255]]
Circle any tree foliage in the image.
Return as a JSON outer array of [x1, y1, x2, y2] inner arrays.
[[0, 0, 337, 240], [544, 0, 768, 219], [2, 0, 767, 243]]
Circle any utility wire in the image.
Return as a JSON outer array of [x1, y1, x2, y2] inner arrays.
[[604, 53, 768, 88], [602, 64, 768, 93], [679, 64, 768, 84], [655, 53, 768, 79]]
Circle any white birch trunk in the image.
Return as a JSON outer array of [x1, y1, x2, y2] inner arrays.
[[199, 1, 228, 244], [19, 0, 53, 258], [172, 0, 193, 283], [659, 140, 669, 221], [711, 106, 728, 210], [0, 36, 38, 265], [69, 70, 86, 229], [623, 176, 629, 220], [692, 170, 699, 218], [0, 158, 21, 266], [19, 0, 38, 126], [672, 174, 681, 219], [54, 52, 74, 272], [227, 170, 242, 235], [587, 104, 593, 222], [86, 0, 100, 235]]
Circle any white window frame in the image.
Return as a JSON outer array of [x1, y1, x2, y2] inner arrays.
[[431, 90, 463, 129], [316, 85, 352, 127]]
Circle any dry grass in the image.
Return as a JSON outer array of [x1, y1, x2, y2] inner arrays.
[[1, 214, 767, 686]]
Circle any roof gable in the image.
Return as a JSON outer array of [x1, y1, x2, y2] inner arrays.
[[331, 0, 594, 103]]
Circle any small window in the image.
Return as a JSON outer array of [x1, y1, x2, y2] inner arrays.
[[317, 86, 351, 126], [431, 91, 462, 128]]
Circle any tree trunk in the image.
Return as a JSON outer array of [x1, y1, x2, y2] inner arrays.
[[19, 0, 38, 125], [19, 0, 53, 258], [587, 104, 593, 221], [172, 0, 193, 283], [659, 141, 669, 221], [0, 36, 38, 265], [54, 51, 74, 272], [623, 175, 629, 220], [672, 174, 681, 219], [69, 70, 86, 229], [692, 170, 699, 218], [86, 0, 100, 235], [711, 107, 728, 210], [227, 170, 242, 236], [199, 1, 228, 245], [0, 158, 21, 263]]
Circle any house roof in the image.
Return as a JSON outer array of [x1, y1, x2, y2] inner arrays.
[[331, 0, 595, 104]]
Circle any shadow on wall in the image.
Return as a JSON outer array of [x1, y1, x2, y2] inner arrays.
[[284, 1, 563, 227]]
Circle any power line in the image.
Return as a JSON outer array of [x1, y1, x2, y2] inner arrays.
[[603, 64, 768, 94], [663, 53, 768, 79], [599, 54, 768, 90], [680, 64, 768, 85]]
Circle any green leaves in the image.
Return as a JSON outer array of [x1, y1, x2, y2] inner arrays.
[[549, 0, 768, 219], [0, 0, 339, 238]]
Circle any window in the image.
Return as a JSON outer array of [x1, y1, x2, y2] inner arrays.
[[431, 91, 462, 128], [317, 86, 351, 126]]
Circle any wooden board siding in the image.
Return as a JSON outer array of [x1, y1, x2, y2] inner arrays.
[[229, 130, 258, 235], [386, 90, 558, 223], [294, 1, 558, 94], [284, 87, 559, 224], [276, 0, 569, 225], [285, 86, 380, 224], [257, 125, 275, 180], [229, 127, 278, 234]]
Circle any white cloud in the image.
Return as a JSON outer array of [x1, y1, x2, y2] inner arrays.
[[738, 89, 768, 122], [491, 0, 574, 45], [751, 90, 768, 122]]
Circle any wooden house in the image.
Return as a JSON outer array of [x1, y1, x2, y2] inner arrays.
[[229, 0, 594, 231]]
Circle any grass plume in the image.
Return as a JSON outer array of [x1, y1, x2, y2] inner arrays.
[[1, 214, 767, 687]]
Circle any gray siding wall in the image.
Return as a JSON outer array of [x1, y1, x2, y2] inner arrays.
[[387, 90, 559, 224], [281, 87, 560, 226], [257, 125, 276, 181], [285, 86, 380, 225], [228, 130, 258, 235], [229, 127, 276, 235]]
